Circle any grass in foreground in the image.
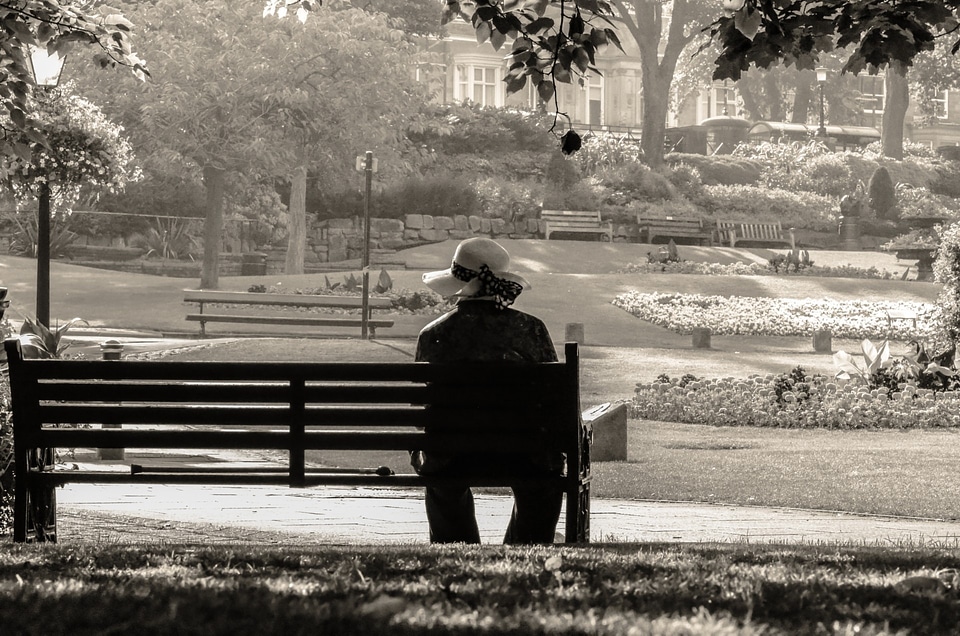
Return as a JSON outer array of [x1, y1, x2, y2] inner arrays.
[[1, 542, 958, 635]]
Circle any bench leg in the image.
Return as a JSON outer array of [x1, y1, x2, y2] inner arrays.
[[14, 448, 57, 543]]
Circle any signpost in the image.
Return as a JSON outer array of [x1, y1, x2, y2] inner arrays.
[[356, 151, 377, 339]]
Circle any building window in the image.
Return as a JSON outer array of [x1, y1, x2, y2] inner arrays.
[[859, 75, 884, 114], [455, 64, 502, 107], [584, 74, 603, 126], [698, 82, 738, 121], [932, 90, 949, 119]]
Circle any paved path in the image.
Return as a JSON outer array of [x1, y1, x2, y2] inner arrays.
[[52, 452, 960, 547]]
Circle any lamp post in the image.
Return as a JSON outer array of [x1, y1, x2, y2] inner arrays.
[[25, 44, 66, 327], [816, 66, 828, 138]]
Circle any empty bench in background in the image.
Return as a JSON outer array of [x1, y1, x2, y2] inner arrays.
[[636, 215, 713, 246], [541, 210, 613, 242], [715, 220, 795, 249], [5, 338, 591, 544], [183, 289, 395, 337]]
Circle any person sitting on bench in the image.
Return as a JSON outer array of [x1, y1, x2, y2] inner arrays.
[[412, 237, 564, 544]]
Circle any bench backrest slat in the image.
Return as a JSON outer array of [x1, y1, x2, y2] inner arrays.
[[5, 339, 580, 454]]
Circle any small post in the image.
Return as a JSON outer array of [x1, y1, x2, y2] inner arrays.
[[812, 329, 832, 353], [359, 151, 374, 340], [98, 340, 125, 461], [692, 327, 711, 349], [565, 323, 585, 344]]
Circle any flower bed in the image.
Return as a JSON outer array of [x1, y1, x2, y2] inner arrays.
[[612, 291, 936, 340], [619, 261, 897, 279], [633, 373, 960, 429]]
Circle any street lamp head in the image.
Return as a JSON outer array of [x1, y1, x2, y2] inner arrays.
[[815, 67, 828, 84], [26, 44, 66, 88]]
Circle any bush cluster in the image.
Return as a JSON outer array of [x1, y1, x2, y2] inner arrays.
[[633, 370, 960, 429]]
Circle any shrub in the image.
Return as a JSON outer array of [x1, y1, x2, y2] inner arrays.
[[377, 175, 479, 219], [544, 153, 581, 190], [572, 132, 644, 173], [791, 154, 857, 198], [928, 161, 960, 198], [664, 153, 761, 185], [933, 222, 960, 348], [474, 177, 543, 219], [407, 102, 554, 156], [595, 163, 675, 207], [664, 163, 704, 200], [697, 185, 837, 232], [541, 181, 601, 211], [868, 166, 897, 220]]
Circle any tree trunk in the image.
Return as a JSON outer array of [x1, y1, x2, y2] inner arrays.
[[285, 163, 307, 275], [200, 165, 226, 290], [882, 62, 909, 160], [791, 73, 814, 124], [640, 69, 670, 168]]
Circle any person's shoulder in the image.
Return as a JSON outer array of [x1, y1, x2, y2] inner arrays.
[[419, 306, 459, 335]]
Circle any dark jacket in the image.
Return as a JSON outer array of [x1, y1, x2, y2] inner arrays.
[[412, 299, 562, 474]]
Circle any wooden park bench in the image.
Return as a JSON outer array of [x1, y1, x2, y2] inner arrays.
[[541, 210, 613, 242], [715, 220, 795, 249], [183, 289, 395, 337], [636, 214, 713, 246], [4, 338, 591, 544]]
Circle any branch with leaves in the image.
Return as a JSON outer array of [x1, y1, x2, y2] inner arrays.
[[708, 0, 960, 81]]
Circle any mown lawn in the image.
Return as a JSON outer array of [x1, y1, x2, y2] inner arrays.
[[2, 542, 959, 635]]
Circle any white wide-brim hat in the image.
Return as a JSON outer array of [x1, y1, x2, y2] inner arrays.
[[422, 237, 530, 297]]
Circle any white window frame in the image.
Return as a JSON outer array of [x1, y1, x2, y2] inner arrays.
[[454, 61, 503, 107], [697, 83, 738, 121], [859, 75, 885, 115], [932, 90, 949, 119], [583, 74, 604, 126]]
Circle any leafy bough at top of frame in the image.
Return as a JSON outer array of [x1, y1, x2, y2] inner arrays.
[[706, 0, 960, 82], [445, 0, 624, 151], [269, 0, 621, 154]]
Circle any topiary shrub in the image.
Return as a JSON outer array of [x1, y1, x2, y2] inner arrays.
[[868, 166, 898, 220]]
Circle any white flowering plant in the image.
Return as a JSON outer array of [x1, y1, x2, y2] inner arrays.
[[0, 86, 140, 213], [612, 291, 936, 341]]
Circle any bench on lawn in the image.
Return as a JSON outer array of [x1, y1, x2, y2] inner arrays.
[[183, 289, 395, 337], [886, 308, 918, 331], [541, 210, 613, 242], [715, 220, 795, 249], [636, 215, 713, 246], [4, 338, 591, 544]]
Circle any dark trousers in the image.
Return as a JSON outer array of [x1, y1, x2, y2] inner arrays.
[[425, 482, 564, 544]]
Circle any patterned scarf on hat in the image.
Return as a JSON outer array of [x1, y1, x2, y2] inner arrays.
[[451, 262, 523, 309]]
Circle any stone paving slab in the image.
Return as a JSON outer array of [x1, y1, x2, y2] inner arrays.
[[56, 482, 960, 547]]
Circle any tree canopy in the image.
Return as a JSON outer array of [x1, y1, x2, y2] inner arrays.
[[0, 0, 147, 160], [710, 0, 960, 81]]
